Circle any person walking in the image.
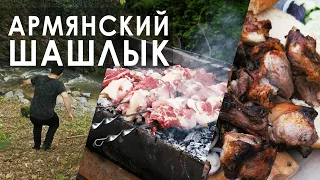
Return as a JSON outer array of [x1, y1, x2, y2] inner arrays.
[[21, 66, 73, 151]]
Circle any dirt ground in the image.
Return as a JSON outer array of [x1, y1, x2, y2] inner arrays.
[[0, 97, 94, 179]]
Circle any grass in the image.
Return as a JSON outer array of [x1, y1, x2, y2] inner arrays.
[[0, 130, 11, 150], [0, 98, 94, 179]]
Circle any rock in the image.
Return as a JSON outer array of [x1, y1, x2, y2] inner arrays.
[[71, 91, 81, 97], [4, 91, 14, 99], [82, 92, 91, 98], [20, 98, 30, 105], [56, 95, 64, 105], [4, 77, 10, 82], [79, 97, 88, 107], [5, 173, 13, 179], [13, 89, 24, 99]]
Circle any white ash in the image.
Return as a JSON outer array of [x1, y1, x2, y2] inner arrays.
[[156, 124, 216, 162]]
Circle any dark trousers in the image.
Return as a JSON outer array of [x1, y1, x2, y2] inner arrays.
[[30, 113, 60, 148]]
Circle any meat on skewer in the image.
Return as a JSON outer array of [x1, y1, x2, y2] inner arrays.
[[100, 78, 134, 103], [100, 65, 226, 130], [147, 97, 196, 129]]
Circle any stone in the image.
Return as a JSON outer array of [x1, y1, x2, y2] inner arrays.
[[20, 98, 30, 105], [13, 89, 24, 99], [4, 77, 10, 82], [82, 93, 91, 98], [4, 91, 14, 99], [79, 97, 88, 107], [56, 95, 64, 105], [71, 91, 81, 97]]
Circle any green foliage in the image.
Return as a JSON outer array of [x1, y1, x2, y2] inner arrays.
[[126, 0, 250, 63], [0, 131, 11, 150], [61, 112, 93, 134], [131, 0, 156, 10], [120, 0, 126, 5], [57, 173, 65, 180]]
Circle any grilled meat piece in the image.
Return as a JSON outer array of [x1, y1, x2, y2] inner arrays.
[[294, 76, 320, 107], [219, 94, 269, 137], [220, 132, 277, 180], [229, 68, 253, 99], [248, 77, 278, 108], [234, 42, 255, 69], [286, 29, 320, 83], [268, 102, 319, 157], [240, 12, 272, 45], [248, 38, 294, 107]]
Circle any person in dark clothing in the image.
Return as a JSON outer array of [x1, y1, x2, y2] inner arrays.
[[21, 67, 73, 151]]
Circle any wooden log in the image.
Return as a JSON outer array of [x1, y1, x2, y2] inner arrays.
[[78, 148, 140, 180]]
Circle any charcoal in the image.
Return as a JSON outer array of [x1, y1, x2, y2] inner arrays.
[[153, 123, 216, 162], [168, 133, 174, 139], [183, 131, 202, 143]]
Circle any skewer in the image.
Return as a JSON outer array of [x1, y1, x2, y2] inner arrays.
[[95, 101, 130, 109], [93, 121, 158, 147], [91, 110, 151, 130]]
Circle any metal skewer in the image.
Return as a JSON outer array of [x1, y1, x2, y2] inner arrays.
[[93, 122, 158, 147], [91, 115, 120, 129], [95, 101, 130, 109], [91, 110, 151, 130]]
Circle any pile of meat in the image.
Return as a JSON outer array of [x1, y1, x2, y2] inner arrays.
[[100, 65, 227, 131], [219, 12, 320, 180]]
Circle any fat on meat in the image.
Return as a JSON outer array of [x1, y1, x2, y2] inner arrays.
[[102, 65, 227, 129], [148, 98, 197, 129], [162, 65, 190, 89], [122, 89, 151, 122], [117, 78, 175, 116], [188, 68, 216, 86], [187, 97, 222, 125], [101, 68, 146, 90], [101, 68, 130, 89], [100, 78, 133, 103]]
